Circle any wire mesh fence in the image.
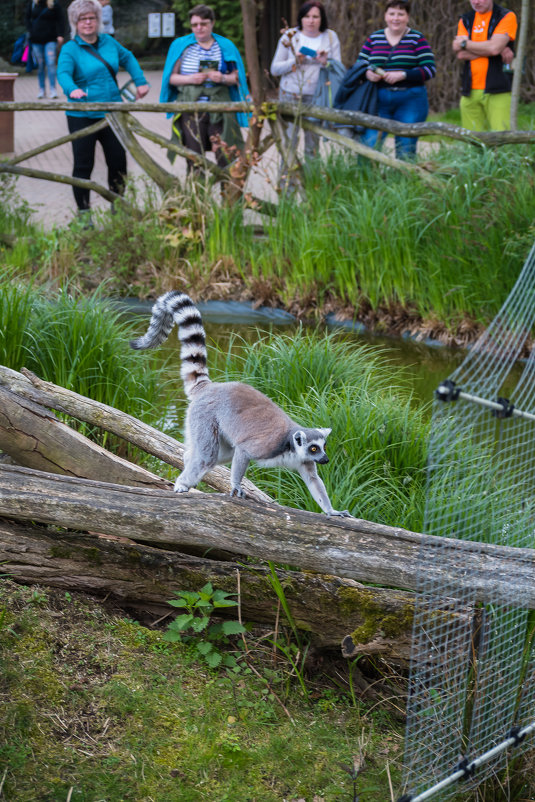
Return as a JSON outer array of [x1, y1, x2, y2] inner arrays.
[[402, 241, 535, 799]]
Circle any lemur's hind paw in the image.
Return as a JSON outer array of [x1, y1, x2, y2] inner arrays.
[[328, 509, 352, 518], [229, 486, 246, 499]]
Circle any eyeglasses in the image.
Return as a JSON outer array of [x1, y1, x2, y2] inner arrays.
[[78, 15, 97, 22]]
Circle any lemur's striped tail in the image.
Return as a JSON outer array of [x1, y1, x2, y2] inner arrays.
[[130, 291, 209, 396]]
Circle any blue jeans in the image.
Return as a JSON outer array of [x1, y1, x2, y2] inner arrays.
[[32, 41, 57, 93], [361, 85, 428, 159]]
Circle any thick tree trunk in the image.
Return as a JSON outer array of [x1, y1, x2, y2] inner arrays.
[[0, 516, 436, 666], [510, 0, 530, 129], [240, 0, 263, 104], [2, 465, 535, 608]]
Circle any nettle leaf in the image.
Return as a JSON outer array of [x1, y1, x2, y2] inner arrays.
[[212, 589, 237, 604], [162, 630, 182, 643], [191, 616, 211, 633], [170, 614, 195, 631], [222, 620, 247, 635], [199, 582, 214, 597], [206, 651, 223, 669], [179, 591, 201, 606], [167, 598, 188, 608], [196, 641, 214, 656], [208, 622, 224, 638], [195, 599, 214, 609]]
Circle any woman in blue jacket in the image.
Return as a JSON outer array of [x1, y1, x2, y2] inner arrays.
[[160, 4, 249, 169], [57, 0, 149, 220]]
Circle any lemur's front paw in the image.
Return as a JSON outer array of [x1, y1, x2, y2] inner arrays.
[[174, 481, 190, 493], [229, 486, 246, 499], [328, 509, 352, 518]]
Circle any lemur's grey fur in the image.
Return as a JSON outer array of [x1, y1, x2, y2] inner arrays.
[[131, 291, 350, 517]]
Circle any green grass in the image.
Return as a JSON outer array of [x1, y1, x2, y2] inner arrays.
[[0, 580, 403, 802], [0, 278, 177, 452], [3, 140, 535, 338]]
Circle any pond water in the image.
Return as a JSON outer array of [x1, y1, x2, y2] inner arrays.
[[123, 298, 468, 407]]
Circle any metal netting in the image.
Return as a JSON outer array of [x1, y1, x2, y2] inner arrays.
[[402, 241, 535, 799]]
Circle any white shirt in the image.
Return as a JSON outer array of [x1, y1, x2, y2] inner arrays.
[[270, 28, 342, 96]]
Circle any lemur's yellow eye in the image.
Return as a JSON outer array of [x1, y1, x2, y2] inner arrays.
[[310, 446, 318, 452]]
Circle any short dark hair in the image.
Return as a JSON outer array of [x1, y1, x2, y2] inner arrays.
[[385, 0, 411, 12], [189, 4, 215, 21], [297, 1, 328, 32]]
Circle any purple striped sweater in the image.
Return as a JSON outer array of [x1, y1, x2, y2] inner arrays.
[[358, 28, 436, 88]]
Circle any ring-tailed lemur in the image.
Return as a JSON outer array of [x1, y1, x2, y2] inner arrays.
[[131, 291, 351, 517]]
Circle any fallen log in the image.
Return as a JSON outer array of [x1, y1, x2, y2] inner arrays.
[[1, 465, 535, 607], [0, 365, 271, 503], [0, 516, 432, 665], [0, 386, 171, 489]]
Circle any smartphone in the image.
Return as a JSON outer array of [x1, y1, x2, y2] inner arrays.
[[299, 46, 317, 58]]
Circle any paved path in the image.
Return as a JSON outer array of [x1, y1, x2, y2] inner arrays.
[[10, 70, 278, 228]]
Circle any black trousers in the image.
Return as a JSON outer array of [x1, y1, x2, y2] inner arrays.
[[67, 115, 127, 210]]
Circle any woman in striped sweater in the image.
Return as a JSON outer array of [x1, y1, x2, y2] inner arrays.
[[358, 0, 435, 159]]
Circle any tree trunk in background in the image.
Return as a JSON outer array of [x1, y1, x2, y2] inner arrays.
[[510, 0, 530, 128], [240, 0, 263, 104]]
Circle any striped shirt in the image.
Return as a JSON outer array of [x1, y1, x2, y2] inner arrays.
[[358, 28, 436, 87], [180, 40, 223, 100]]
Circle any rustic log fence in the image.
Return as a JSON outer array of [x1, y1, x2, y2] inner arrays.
[[2, 100, 535, 212]]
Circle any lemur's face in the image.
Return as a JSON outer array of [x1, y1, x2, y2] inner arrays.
[[293, 429, 331, 464]]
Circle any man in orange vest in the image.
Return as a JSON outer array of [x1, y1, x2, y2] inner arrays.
[[453, 0, 517, 131]]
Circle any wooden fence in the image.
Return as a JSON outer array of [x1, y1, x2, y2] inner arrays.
[[2, 100, 535, 212]]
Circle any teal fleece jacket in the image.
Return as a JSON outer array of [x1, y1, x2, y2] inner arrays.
[[57, 34, 148, 118], [160, 32, 250, 127]]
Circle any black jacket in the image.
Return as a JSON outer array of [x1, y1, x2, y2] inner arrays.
[[26, 0, 66, 45], [460, 3, 515, 96], [334, 60, 378, 132]]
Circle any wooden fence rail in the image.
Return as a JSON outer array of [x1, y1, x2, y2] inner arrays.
[[2, 101, 535, 212]]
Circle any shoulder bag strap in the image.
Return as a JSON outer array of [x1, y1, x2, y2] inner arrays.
[[83, 42, 118, 85]]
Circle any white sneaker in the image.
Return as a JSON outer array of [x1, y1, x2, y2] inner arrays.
[[49, 89, 57, 99], [37, 89, 45, 99]]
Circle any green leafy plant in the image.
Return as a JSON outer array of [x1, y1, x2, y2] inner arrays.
[[163, 582, 247, 669]]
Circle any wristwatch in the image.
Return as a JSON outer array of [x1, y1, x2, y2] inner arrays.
[[460, 39, 468, 49]]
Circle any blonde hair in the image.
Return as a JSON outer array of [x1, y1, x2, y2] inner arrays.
[[67, 0, 103, 39]]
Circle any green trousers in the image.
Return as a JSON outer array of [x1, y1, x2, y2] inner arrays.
[[460, 89, 511, 131]]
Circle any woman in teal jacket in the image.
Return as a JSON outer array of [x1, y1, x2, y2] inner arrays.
[[57, 0, 149, 219]]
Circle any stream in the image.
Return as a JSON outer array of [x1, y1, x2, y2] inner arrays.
[[123, 298, 472, 407]]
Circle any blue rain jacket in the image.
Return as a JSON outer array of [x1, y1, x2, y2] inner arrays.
[[57, 34, 148, 118]]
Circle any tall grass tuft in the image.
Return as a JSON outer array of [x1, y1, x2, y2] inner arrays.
[[204, 147, 535, 325], [213, 328, 429, 530], [0, 280, 176, 450]]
